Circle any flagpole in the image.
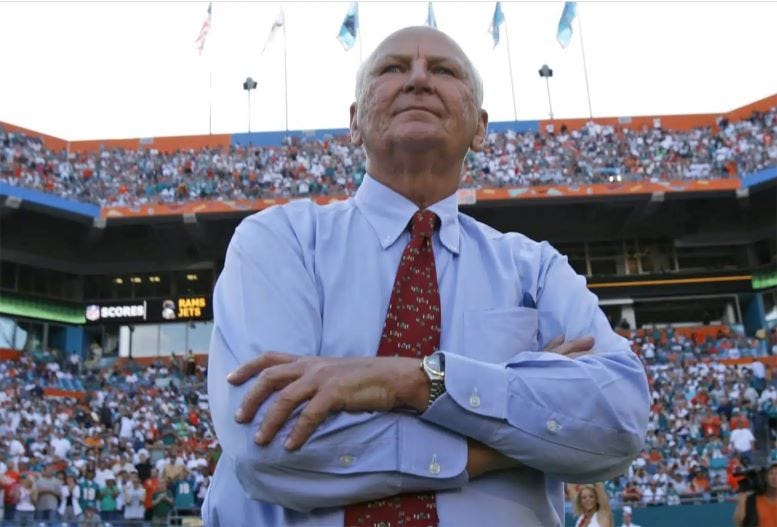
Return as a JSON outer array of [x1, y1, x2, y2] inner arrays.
[[281, 6, 289, 137], [502, 16, 518, 122], [576, 10, 593, 119], [357, 3, 363, 64]]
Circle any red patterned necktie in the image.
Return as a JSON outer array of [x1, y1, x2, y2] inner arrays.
[[343, 210, 441, 527]]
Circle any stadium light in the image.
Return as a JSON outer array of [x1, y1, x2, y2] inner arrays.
[[538, 65, 554, 121], [243, 77, 258, 133]]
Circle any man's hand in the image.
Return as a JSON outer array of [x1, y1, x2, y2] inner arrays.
[[543, 335, 595, 358], [228, 352, 427, 450], [466, 438, 522, 479]]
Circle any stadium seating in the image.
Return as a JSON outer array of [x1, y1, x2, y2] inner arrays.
[[1, 105, 775, 207]]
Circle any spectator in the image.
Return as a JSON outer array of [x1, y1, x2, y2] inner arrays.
[[98, 478, 120, 522], [78, 470, 100, 515], [143, 468, 161, 524], [730, 422, 756, 466], [642, 480, 666, 506], [1, 462, 20, 523], [135, 451, 152, 482], [123, 472, 146, 522], [619, 505, 641, 527], [78, 504, 103, 527], [665, 482, 681, 506], [59, 474, 83, 522], [34, 464, 61, 521], [15, 475, 37, 526], [150, 475, 174, 526], [622, 480, 643, 504]]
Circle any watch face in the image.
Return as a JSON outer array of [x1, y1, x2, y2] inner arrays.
[[426, 353, 442, 372]]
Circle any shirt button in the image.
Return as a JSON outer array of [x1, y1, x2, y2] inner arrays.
[[339, 454, 354, 467], [546, 419, 560, 433], [429, 454, 441, 475], [469, 389, 481, 408]]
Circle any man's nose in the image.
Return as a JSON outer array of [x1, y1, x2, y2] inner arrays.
[[403, 61, 432, 94]]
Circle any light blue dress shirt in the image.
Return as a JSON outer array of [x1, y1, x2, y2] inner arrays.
[[203, 175, 649, 527]]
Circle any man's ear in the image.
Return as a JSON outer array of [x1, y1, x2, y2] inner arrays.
[[349, 102, 362, 147], [469, 109, 489, 152]]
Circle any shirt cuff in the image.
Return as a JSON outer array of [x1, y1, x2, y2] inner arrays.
[[398, 413, 468, 482], [420, 352, 509, 438]]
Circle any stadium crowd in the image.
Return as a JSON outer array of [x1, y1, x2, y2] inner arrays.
[[1, 106, 776, 207], [605, 325, 777, 510], [0, 354, 214, 526], [1, 326, 777, 525]]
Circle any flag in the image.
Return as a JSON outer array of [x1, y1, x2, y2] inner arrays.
[[489, 2, 505, 48], [261, 8, 285, 55], [426, 2, 437, 29], [557, 1, 577, 48], [337, 2, 359, 51], [195, 2, 212, 55]]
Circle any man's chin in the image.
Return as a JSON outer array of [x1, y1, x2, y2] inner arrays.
[[388, 128, 446, 152]]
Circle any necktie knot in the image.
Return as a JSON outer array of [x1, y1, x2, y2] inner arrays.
[[411, 210, 438, 239]]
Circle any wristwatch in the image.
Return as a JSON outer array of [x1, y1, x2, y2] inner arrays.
[[421, 352, 446, 410]]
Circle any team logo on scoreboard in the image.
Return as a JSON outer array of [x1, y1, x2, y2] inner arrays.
[[85, 304, 101, 322], [162, 299, 177, 320]]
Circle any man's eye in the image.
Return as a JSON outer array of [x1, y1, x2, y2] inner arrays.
[[432, 66, 455, 76], [381, 65, 402, 74]]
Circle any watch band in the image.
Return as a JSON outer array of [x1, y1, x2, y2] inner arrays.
[[427, 377, 446, 409], [421, 353, 446, 410]]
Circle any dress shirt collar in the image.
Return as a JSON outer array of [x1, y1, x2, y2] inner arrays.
[[354, 174, 460, 254]]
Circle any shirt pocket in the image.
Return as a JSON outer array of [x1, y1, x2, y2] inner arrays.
[[463, 307, 538, 363]]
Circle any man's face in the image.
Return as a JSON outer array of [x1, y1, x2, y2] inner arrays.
[[350, 27, 486, 160]]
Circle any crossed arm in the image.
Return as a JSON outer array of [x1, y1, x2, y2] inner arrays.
[[228, 337, 593, 475]]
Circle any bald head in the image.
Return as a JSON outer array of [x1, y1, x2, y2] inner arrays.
[[355, 26, 483, 108]]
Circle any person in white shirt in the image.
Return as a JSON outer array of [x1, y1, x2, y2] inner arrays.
[[15, 475, 37, 523], [730, 424, 756, 462], [619, 505, 641, 527], [95, 459, 116, 488], [118, 411, 136, 440], [641, 481, 666, 506], [123, 473, 146, 520], [58, 474, 83, 521], [50, 431, 71, 459]]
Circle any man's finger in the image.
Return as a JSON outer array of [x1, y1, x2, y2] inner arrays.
[[227, 351, 298, 385], [256, 379, 317, 446], [565, 351, 592, 360], [283, 392, 336, 450], [543, 335, 565, 351], [235, 363, 302, 423], [553, 336, 595, 356]]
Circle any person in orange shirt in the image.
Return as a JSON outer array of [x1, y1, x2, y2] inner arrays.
[[734, 464, 777, 527], [143, 468, 161, 524], [690, 468, 711, 496], [702, 408, 722, 437]]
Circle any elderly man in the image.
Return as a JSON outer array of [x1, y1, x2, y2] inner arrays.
[[203, 26, 649, 527]]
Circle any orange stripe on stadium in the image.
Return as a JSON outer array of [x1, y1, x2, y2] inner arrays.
[[589, 275, 752, 288]]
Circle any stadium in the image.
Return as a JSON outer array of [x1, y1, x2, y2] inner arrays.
[[1, 2, 777, 527]]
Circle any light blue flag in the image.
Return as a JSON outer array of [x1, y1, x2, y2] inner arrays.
[[337, 2, 359, 51], [426, 2, 437, 29], [557, 1, 577, 48], [489, 2, 505, 48]]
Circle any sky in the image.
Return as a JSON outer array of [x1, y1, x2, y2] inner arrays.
[[0, 1, 776, 141]]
